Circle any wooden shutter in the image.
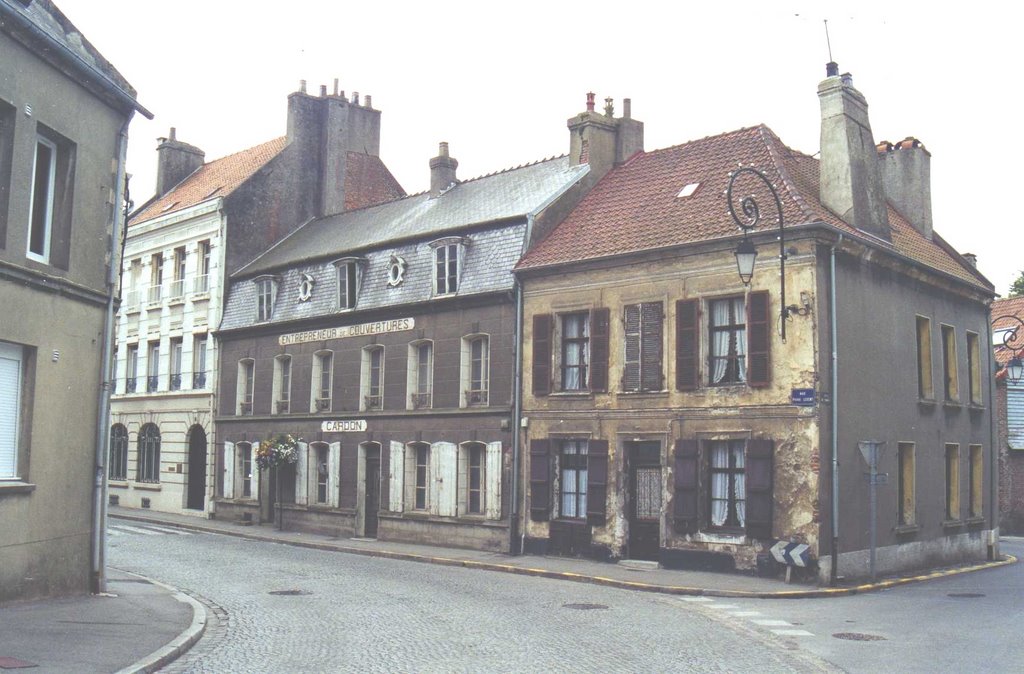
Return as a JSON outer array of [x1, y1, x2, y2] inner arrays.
[[295, 442, 309, 505], [328, 442, 341, 508], [590, 308, 610, 393], [433, 442, 458, 517], [586, 440, 609, 526], [640, 303, 664, 392], [250, 444, 260, 498], [339, 442, 358, 509], [675, 299, 699, 391], [747, 290, 771, 387], [223, 441, 234, 499], [622, 304, 641, 391], [673, 439, 699, 534], [388, 441, 404, 512], [529, 439, 551, 521], [485, 441, 503, 520], [745, 439, 774, 539], [532, 314, 552, 396]]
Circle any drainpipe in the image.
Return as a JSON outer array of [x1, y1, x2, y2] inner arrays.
[[987, 310, 999, 560], [509, 267, 525, 554], [91, 115, 133, 594], [829, 234, 843, 585]]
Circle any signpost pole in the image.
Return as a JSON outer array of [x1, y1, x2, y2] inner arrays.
[[859, 440, 886, 582]]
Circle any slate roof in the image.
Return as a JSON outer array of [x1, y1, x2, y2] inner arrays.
[[993, 296, 1024, 368], [238, 156, 588, 277], [130, 138, 287, 225], [517, 125, 991, 291]]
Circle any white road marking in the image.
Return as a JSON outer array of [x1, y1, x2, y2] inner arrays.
[[135, 524, 194, 535], [752, 619, 793, 627], [771, 629, 814, 637], [110, 524, 161, 536], [679, 597, 713, 602], [107, 528, 124, 536], [729, 611, 762, 617], [706, 604, 741, 610]]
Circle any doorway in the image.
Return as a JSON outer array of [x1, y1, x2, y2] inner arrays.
[[626, 441, 662, 561], [363, 445, 381, 538], [186, 426, 207, 510]]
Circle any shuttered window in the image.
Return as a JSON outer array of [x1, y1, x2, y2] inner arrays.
[[529, 439, 551, 521], [585, 440, 609, 525], [590, 308, 610, 392], [532, 314, 552, 396], [672, 439, 699, 534], [744, 439, 774, 538], [676, 299, 699, 390], [0, 342, 24, 479], [746, 291, 771, 387], [623, 302, 663, 392]]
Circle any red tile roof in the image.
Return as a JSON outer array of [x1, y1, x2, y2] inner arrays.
[[131, 138, 287, 225], [993, 296, 1024, 368], [342, 151, 406, 211], [517, 125, 991, 290]]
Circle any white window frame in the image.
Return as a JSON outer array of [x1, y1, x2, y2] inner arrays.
[[405, 441, 431, 511], [361, 345, 384, 411], [333, 257, 364, 311], [26, 135, 57, 263], [192, 334, 208, 389], [148, 253, 164, 305], [406, 340, 433, 410], [126, 344, 139, 393], [273, 354, 292, 414], [1, 342, 24, 480], [146, 342, 161, 392], [169, 338, 183, 390], [237, 359, 255, 415], [255, 276, 278, 322], [195, 240, 211, 294], [171, 247, 187, 299], [460, 334, 489, 407], [430, 237, 465, 296], [311, 350, 333, 412]]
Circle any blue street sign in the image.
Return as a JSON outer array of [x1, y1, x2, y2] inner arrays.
[[791, 388, 816, 406]]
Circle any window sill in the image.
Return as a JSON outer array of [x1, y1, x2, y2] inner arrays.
[[941, 519, 963, 530], [551, 391, 593, 398], [695, 530, 747, 544], [917, 398, 936, 407], [192, 292, 210, 302], [168, 297, 185, 307], [942, 400, 962, 410], [964, 516, 985, 527], [109, 480, 129, 489], [893, 524, 919, 535], [133, 482, 162, 491], [0, 481, 36, 496], [967, 404, 985, 412], [618, 390, 669, 398]]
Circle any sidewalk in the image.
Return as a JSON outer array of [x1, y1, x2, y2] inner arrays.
[[109, 505, 1016, 600], [0, 568, 203, 674]]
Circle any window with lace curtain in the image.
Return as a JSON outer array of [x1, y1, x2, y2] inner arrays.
[[708, 439, 745, 528], [708, 297, 746, 385]]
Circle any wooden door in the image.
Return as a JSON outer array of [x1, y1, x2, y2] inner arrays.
[[364, 456, 380, 538], [627, 441, 662, 561]]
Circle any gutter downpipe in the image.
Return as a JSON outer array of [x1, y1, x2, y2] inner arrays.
[[829, 233, 843, 585], [509, 229, 527, 555], [987, 308, 999, 560], [91, 115, 132, 594]]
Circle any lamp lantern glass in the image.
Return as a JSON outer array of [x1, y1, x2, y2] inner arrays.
[[734, 238, 758, 285], [1009, 356, 1024, 384]]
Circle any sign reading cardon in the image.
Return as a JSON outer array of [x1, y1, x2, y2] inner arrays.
[[279, 318, 415, 346], [321, 420, 367, 433]]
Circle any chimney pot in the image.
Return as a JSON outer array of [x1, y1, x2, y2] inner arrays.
[[438, 141, 449, 157], [300, 79, 307, 94], [623, 98, 632, 119], [586, 92, 595, 112], [962, 252, 977, 268], [333, 78, 339, 96], [604, 97, 614, 117], [429, 141, 458, 198], [320, 84, 327, 97], [365, 94, 372, 109], [169, 127, 176, 141], [841, 72, 853, 87], [826, 61, 839, 77], [352, 92, 360, 105]]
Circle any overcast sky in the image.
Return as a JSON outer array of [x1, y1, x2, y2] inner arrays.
[[55, 0, 1022, 295]]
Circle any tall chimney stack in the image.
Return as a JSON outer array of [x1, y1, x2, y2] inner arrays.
[[429, 142, 458, 197], [568, 92, 644, 183], [879, 137, 933, 240], [155, 127, 204, 198], [817, 64, 890, 240]]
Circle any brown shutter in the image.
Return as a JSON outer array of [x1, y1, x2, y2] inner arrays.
[[586, 440, 609, 526], [675, 299, 699, 391], [640, 302, 664, 391], [747, 291, 771, 387], [339, 442, 358, 509], [622, 304, 641, 391], [532, 314, 552, 396], [589, 308, 610, 393], [673, 439, 700, 534], [529, 439, 551, 521], [744, 439, 774, 539]]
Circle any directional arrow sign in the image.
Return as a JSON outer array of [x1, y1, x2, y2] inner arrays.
[[770, 540, 812, 568]]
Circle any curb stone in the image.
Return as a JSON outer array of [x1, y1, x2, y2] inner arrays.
[[112, 570, 207, 674], [110, 512, 1017, 599]]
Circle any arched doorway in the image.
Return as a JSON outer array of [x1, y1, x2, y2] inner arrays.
[[186, 425, 207, 510]]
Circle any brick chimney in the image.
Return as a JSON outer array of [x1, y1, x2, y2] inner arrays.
[[817, 65, 890, 240], [568, 92, 644, 182], [155, 127, 204, 198], [286, 81, 382, 218], [429, 142, 458, 197], [879, 137, 933, 240]]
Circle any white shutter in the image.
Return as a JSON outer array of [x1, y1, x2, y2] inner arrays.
[[0, 344, 22, 479], [295, 441, 308, 505], [328, 442, 341, 508], [222, 441, 234, 499], [389, 441, 404, 512], [485, 441, 503, 520], [433, 442, 458, 517], [250, 444, 260, 500], [1009, 385, 1024, 450]]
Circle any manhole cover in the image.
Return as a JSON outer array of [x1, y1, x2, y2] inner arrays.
[[562, 603, 609, 610], [947, 592, 985, 598], [832, 632, 887, 641], [268, 589, 311, 596]]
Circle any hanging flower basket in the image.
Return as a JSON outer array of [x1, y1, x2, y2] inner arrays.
[[256, 434, 301, 470]]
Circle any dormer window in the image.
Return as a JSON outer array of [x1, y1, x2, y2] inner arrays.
[[431, 237, 465, 296], [333, 257, 364, 310], [255, 276, 278, 322]]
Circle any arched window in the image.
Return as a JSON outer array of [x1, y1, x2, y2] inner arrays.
[[109, 424, 128, 480], [137, 423, 161, 483]]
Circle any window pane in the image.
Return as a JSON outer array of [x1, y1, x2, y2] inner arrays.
[[29, 141, 54, 257]]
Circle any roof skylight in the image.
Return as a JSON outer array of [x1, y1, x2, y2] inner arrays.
[[677, 183, 700, 198]]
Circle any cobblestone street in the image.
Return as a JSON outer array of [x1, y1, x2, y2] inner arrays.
[[108, 525, 830, 673]]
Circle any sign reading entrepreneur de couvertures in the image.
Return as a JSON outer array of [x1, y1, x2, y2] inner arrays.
[[279, 318, 415, 346]]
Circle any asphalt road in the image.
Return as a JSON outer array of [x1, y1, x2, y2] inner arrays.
[[107, 523, 831, 673]]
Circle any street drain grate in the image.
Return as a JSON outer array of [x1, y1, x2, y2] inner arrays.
[[562, 603, 609, 610], [832, 633, 886, 642], [947, 593, 985, 598], [268, 589, 311, 596]]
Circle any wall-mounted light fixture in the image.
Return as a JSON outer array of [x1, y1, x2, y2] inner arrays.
[[993, 314, 1024, 384]]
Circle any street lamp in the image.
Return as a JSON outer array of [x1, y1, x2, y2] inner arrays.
[[993, 314, 1024, 384], [726, 166, 797, 341]]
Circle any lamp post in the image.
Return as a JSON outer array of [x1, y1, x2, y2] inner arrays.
[[726, 167, 795, 341], [993, 314, 1024, 384]]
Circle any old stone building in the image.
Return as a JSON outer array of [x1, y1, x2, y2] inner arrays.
[[110, 83, 403, 517], [0, 0, 149, 600], [515, 65, 996, 582], [994, 296, 1024, 533], [210, 92, 632, 549]]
